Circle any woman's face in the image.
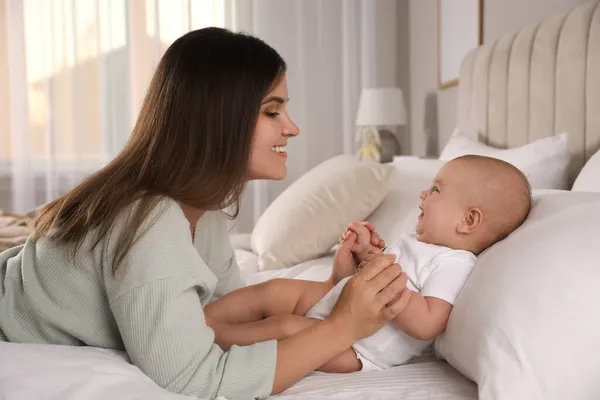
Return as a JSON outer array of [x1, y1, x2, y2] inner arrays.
[[247, 76, 299, 181]]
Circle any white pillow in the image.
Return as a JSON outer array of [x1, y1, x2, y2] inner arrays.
[[251, 155, 395, 271], [435, 190, 600, 400], [367, 157, 445, 243], [572, 147, 600, 192], [439, 130, 570, 190]]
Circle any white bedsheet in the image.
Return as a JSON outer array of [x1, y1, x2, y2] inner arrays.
[[274, 360, 476, 399], [237, 251, 478, 400], [0, 339, 476, 400]]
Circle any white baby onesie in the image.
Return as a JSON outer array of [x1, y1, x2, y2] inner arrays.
[[305, 233, 476, 371]]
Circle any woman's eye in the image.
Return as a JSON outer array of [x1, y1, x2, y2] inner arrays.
[[265, 111, 280, 118]]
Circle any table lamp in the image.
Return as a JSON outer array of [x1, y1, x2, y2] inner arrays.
[[355, 87, 407, 162]]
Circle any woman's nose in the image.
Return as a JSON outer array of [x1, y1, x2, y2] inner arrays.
[[283, 118, 300, 137]]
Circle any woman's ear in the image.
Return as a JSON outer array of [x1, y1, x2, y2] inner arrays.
[[457, 208, 483, 234]]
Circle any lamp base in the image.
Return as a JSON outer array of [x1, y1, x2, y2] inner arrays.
[[378, 129, 401, 163], [356, 126, 382, 162]]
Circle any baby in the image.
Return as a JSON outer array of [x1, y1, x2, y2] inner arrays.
[[205, 155, 532, 372]]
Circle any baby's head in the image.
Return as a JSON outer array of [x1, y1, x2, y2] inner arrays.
[[416, 155, 532, 254]]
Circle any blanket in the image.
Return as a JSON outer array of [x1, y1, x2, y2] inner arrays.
[[0, 211, 34, 252]]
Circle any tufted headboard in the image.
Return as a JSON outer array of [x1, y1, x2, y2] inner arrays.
[[456, 0, 600, 185]]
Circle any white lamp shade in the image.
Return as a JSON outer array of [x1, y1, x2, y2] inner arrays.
[[355, 87, 407, 126]]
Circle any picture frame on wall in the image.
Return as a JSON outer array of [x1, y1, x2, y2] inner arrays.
[[437, 0, 483, 89]]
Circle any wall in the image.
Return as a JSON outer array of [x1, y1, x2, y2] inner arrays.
[[408, 0, 592, 157], [396, 0, 411, 153], [233, 0, 408, 234]]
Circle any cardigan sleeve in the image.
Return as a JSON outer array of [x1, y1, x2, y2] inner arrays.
[[106, 200, 277, 400]]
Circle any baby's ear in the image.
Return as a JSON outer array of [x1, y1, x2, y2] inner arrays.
[[457, 207, 483, 234]]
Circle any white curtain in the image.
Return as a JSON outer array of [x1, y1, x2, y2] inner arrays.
[[0, 0, 399, 233]]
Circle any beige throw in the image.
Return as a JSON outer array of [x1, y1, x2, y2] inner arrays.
[[0, 211, 34, 252]]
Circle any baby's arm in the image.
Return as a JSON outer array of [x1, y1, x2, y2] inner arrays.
[[342, 222, 385, 262], [392, 293, 452, 341], [393, 254, 474, 341]]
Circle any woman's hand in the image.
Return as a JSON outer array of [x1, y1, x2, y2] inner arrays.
[[327, 253, 411, 341]]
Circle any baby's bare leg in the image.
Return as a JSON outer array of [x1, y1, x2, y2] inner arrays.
[[318, 348, 362, 373], [260, 314, 362, 373], [205, 278, 333, 325]]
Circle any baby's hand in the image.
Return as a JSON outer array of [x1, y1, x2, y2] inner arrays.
[[340, 222, 372, 254], [340, 221, 385, 261]]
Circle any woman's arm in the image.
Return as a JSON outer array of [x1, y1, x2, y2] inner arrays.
[[110, 277, 279, 399], [107, 203, 279, 400], [271, 316, 362, 373], [212, 314, 361, 373], [204, 211, 246, 298], [271, 251, 412, 393], [209, 313, 360, 374], [272, 318, 356, 392]]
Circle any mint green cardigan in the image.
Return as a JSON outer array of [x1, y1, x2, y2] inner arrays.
[[0, 198, 277, 399]]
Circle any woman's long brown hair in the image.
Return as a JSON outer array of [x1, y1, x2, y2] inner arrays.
[[33, 27, 286, 274]]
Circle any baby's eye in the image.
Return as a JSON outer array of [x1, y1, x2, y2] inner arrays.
[[431, 186, 440, 193]]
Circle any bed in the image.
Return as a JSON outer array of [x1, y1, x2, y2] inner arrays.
[[1, 1, 600, 399], [244, 1, 600, 398]]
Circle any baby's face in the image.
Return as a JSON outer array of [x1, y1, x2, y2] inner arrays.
[[415, 162, 470, 246]]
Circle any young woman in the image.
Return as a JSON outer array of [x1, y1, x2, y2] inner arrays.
[[0, 27, 410, 399]]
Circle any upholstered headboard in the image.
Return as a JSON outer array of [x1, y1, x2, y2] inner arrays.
[[456, 0, 600, 184]]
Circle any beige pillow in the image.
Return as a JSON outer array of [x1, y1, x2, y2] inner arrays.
[[251, 154, 395, 271]]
